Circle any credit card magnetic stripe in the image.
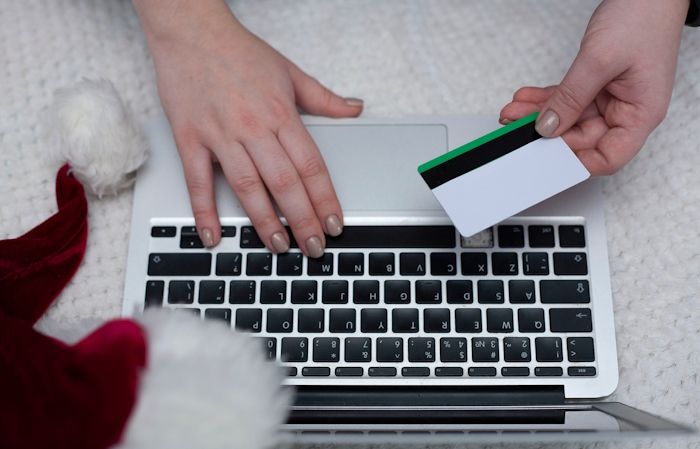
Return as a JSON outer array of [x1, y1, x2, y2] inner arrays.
[[418, 112, 540, 189]]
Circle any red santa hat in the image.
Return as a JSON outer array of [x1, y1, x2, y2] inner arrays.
[[0, 80, 290, 449]]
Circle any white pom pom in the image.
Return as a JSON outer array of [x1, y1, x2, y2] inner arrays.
[[46, 79, 148, 197], [118, 311, 291, 449]]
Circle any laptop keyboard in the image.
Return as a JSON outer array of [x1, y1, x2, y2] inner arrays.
[[143, 220, 596, 380]]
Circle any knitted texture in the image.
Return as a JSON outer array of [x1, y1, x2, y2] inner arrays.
[[0, 1, 698, 448]]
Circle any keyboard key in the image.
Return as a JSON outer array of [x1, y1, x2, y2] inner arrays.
[[568, 366, 597, 376], [528, 225, 555, 248], [377, 337, 403, 362], [559, 225, 586, 248], [322, 280, 349, 304], [260, 280, 286, 304], [168, 280, 194, 304], [369, 253, 395, 276], [246, 253, 272, 276], [535, 337, 563, 362], [145, 280, 164, 308], [408, 338, 435, 362], [402, 367, 430, 377], [302, 367, 330, 377], [339, 253, 364, 275], [267, 308, 294, 333], [308, 253, 334, 276], [549, 308, 592, 332], [455, 309, 482, 333], [298, 309, 325, 333], [400, 253, 426, 275], [180, 226, 203, 248], [502, 367, 530, 377], [430, 253, 457, 275], [220, 226, 237, 237], [392, 309, 419, 333], [491, 253, 518, 275], [277, 252, 303, 276], [435, 367, 463, 377], [415, 280, 442, 303], [424, 308, 450, 333], [518, 308, 545, 333], [384, 280, 411, 304], [472, 337, 499, 362], [567, 337, 595, 362], [497, 225, 524, 248], [486, 308, 514, 333], [204, 308, 231, 324], [151, 226, 176, 237], [509, 280, 536, 303], [329, 308, 356, 333], [477, 280, 504, 303], [324, 225, 455, 248], [540, 280, 590, 303], [313, 337, 340, 362], [535, 367, 563, 377], [148, 253, 211, 276], [199, 280, 225, 304], [446, 280, 473, 304], [440, 338, 467, 362], [235, 308, 262, 332], [281, 337, 308, 362], [176, 308, 201, 317], [522, 253, 549, 276], [461, 252, 488, 275], [240, 226, 265, 248], [369, 367, 397, 377], [503, 337, 531, 362], [361, 308, 388, 333], [345, 337, 371, 362], [260, 337, 276, 360], [353, 280, 380, 304], [229, 281, 256, 304], [468, 367, 496, 377], [216, 253, 242, 276], [291, 280, 317, 304], [287, 367, 298, 376], [553, 253, 588, 275], [336, 367, 363, 377]]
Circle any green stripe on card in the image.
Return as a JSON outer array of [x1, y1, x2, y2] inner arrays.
[[417, 112, 539, 174]]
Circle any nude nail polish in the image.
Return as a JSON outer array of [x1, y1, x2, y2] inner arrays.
[[536, 110, 560, 136], [305, 236, 324, 259], [325, 214, 343, 237], [344, 97, 364, 107], [271, 231, 290, 253], [201, 228, 214, 247]]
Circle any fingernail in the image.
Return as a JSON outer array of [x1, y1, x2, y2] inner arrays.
[[325, 214, 343, 237], [270, 231, 290, 253], [344, 97, 364, 107], [536, 109, 559, 136], [201, 228, 215, 247], [499, 117, 512, 125], [305, 236, 324, 259]]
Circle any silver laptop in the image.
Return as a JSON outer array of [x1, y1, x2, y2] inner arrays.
[[122, 115, 693, 444]]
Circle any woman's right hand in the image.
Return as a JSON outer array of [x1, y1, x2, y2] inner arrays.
[[133, 0, 363, 257]]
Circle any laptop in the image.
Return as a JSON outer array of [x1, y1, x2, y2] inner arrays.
[[122, 114, 694, 444]]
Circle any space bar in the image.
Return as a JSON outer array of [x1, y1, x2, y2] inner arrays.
[[322, 226, 456, 248]]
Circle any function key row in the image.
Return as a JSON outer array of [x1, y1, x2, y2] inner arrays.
[[283, 365, 596, 378], [497, 225, 585, 248]]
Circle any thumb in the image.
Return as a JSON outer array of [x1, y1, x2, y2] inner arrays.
[[536, 51, 617, 137], [288, 64, 363, 118]]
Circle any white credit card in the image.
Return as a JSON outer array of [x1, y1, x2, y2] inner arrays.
[[418, 112, 590, 237]]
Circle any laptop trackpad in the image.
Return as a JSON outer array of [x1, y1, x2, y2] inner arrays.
[[307, 124, 447, 212]]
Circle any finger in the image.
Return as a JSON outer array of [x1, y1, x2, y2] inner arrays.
[[583, 126, 648, 175], [243, 134, 327, 258], [536, 51, 620, 137], [212, 142, 290, 254], [277, 117, 344, 237], [561, 116, 609, 153], [499, 101, 541, 124], [512, 86, 556, 103], [175, 141, 221, 248], [288, 63, 364, 118]]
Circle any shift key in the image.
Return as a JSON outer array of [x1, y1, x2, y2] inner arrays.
[[148, 253, 212, 276]]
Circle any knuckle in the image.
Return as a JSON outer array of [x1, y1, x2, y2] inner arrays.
[[553, 83, 586, 113], [268, 168, 298, 193], [253, 213, 281, 233], [268, 96, 293, 123], [297, 155, 327, 180], [237, 109, 263, 136], [290, 215, 318, 233], [232, 174, 264, 195]]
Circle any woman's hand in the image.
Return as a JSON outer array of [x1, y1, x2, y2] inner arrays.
[[500, 0, 688, 175], [134, 0, 363, 256]]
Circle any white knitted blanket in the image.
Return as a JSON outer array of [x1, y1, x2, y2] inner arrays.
[[1, 1, 698, 448]]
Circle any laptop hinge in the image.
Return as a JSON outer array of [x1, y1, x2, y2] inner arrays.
[[293, 385, 565, 408]]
